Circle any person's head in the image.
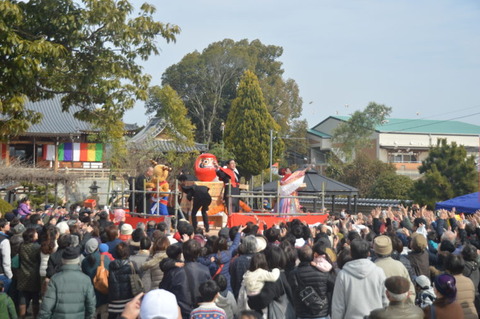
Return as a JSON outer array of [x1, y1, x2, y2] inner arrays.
[[113, 209, 126, 223], [177, 221, 194, 237], [414, 275, 432, 292], [337, 247, 352, 269], [132, 228, 146, 243], [151, 236, 170, 254], [166, 244, 182, 260], [156, 222, 168, 233], [146, 166, 154, 178], [199, 280, 220, 303], [214, 274, 228, 292], [140, 289, 181, 319], [350, 239, 370, 260], [140, 237, 152, 251], [29, 214, 41, 225], [389, 234, 404, 254], [347, 230, 361, 243], [297, 245, 313, 263], [239, 235, 257, 255], [84, 238, 99, 255], [115, 242, 130, 260], [462, 244, 478, 262], [22, 228, 38, 243], [62, 246, 81, 265], [445, 253, 465, 275], [226, 159, 236, 170], [106, 225, 119, 241], [57, 234, 72, 249], [249, 252, 269, 272], [263, 244, 286, 270], [410, 233, 427, 252], [0, 218, 10, 232], [183, 239, 201, 262], [385, 276, 410, 302], [373, 235, 392, 258], [434, 274, 457, 303], [439, 240, 455, 255], [213, 236, 229, 253]]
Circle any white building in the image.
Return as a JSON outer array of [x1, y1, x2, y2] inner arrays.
[[308, 116, 480, 178]]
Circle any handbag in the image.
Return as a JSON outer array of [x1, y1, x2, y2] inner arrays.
[[11, 254, 20, 269], [93, 254, 109, 294], [129, 262, 144, 296]]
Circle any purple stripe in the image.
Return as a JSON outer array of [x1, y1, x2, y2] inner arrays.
[[63, 143, 73, 161]]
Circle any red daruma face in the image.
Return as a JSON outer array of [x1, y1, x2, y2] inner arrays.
[[194, 153, 218, 181]]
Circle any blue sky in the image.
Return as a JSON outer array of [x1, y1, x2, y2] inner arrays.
[[124, 0, 480, 129]]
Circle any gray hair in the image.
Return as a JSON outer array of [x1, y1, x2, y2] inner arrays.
[[240, 235, 257, 254]]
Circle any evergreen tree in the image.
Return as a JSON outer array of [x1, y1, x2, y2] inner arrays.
[[412, 139, 478, 208], [224, 70, 284, 179]]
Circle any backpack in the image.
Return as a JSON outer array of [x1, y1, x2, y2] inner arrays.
[[93, 254, 109, 294]]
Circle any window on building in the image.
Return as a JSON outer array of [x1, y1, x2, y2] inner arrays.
[[388, 153, 419, 163]]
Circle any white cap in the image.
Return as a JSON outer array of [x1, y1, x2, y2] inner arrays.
[[140, 289, 179, 319]]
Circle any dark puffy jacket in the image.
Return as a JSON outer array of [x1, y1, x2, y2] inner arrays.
[[408, 249, 430, 278], [288, 263, 335, 318], [108, 259, 136, 301], [248, 271, 294, 312], [230, 253, 253, 299], [159, 261, 211, 319], [38, 264, 96, 319]]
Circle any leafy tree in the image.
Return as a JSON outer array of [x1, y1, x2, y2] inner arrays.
[[208, 142, 235, 165], [160, 39, 302, 145], [369, 173, 414, 200], [331, 102, 392, 162], [145, 85, 196, 145], [283, 119, 309, 166], [224, 70, 284, 179], [412, 139, 478, 208], [1, 0, 179, 140], [327, 154, 397, 197]]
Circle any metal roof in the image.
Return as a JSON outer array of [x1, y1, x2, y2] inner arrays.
[[307, 129, 331, 138], [129, 117, 208, 153], [330, 115, 480, 135]]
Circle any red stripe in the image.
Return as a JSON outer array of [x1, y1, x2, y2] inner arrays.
[[80, 143, 89, 162], [1, 144, 7, 159], [160, 199, 168, 205]]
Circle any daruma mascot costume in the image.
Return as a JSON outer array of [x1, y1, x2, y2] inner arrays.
[[146, 161, 172, 215], [194, 153, 218, 181]]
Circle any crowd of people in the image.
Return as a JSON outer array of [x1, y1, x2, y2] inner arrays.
[[0, 202, 478, 319]]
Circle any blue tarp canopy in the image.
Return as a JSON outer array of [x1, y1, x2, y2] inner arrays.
[[435, 192, 480, 214]]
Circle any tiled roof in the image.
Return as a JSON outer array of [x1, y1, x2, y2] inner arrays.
[[129, 117, 208, 153], [330, 115, 480, 135], [23, 95, 95, 136]]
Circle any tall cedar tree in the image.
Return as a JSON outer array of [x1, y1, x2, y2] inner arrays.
[[224, 70, 284, 179], [412, 139, 478, 208]]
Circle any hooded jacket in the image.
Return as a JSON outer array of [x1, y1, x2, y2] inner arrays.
[[331, 259, 388, 319]]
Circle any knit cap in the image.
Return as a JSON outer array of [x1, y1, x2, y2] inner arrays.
[[99, 243, 109, 253], [85, 238, 99, 254], [415, 275, 431, 290]]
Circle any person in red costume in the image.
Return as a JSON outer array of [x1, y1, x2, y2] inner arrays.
[[215, 159, 241, 214]]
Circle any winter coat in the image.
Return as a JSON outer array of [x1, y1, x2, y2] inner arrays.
[[38, 264, 96, 319], [369, 301, 423, 319], [108, 259, 136, 302], [375, 256, 416, 303], [423, 298, 464, 319], [331, 258, 388, 319], [0, 292, 17, 319], [454, 274, 478, 319], [247, 271, 294, 313], [17, 242, 41, 292], [159, 261, 211, 319], [214, 232, 242, 292], [288, 262, 335, 318], [230, 253, 253, 300], [215, 290, 237, 319], [408, 249, 430, 278], [141, 251, 167, 292], [81, 251, 111, 307]]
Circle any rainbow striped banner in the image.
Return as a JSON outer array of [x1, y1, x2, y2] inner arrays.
[[58, 143, 103, 162], [0, 143, 7, 160]]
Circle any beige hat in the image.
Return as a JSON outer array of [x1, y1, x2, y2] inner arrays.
[[373, 235, 392, 256], [120, 223, 133, 236], [255, 235, 267, 253], [411, 233, 427, 252]]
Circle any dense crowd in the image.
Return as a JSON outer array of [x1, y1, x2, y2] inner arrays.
[[0, 203, 479, 319]]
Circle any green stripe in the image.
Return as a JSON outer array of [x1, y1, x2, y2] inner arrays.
[[95, 143, 103, 161], [58, 144, 64, 161]]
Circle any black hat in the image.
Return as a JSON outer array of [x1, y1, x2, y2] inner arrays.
[[62, 246, 81, 260]]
